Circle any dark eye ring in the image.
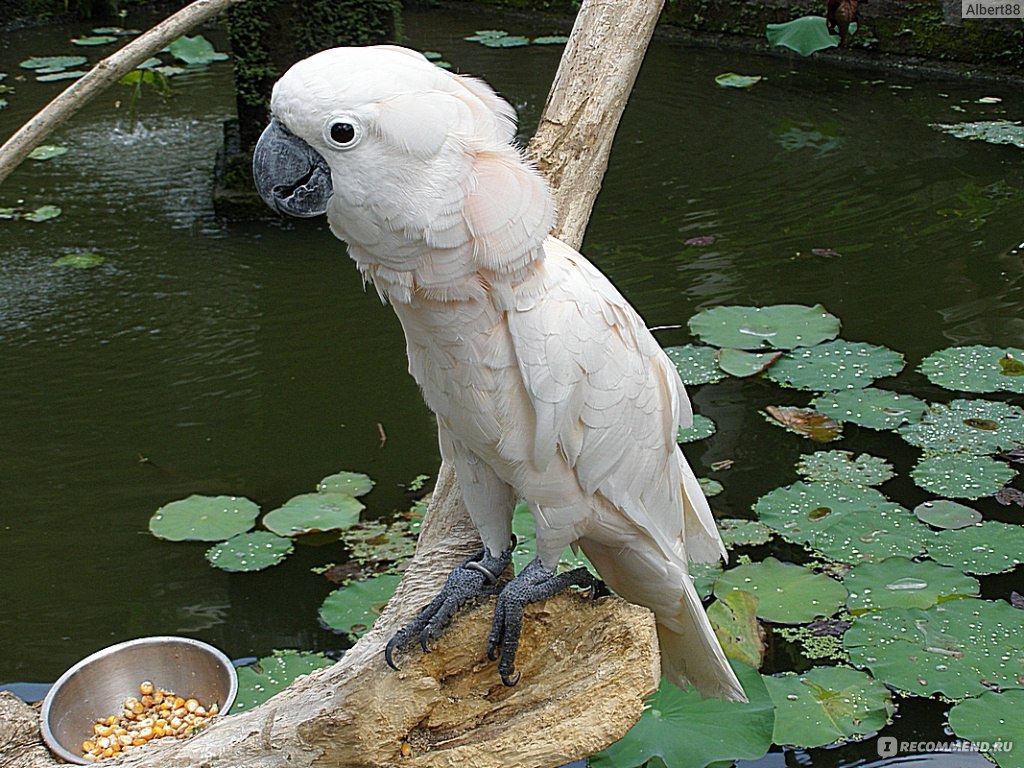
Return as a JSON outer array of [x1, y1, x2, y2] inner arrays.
[[325, 118, 360, 149]]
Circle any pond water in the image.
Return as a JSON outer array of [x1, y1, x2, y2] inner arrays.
[[1, 5, 1021, 768]]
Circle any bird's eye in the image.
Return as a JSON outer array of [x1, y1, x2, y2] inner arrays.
[[324, 117, 361, 149]]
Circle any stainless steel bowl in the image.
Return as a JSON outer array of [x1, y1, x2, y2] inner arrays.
[[39, 636, 237, 764]]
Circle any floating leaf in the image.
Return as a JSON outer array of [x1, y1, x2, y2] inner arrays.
[[996, 486, 1024, 507], [233, 650, 333, 713], [684, 235, 717, 247], [663, 344, 726, 385], [688, 304, 840, 350], [931, 120, 1024, 150], [338, 520, 416, 568], [925, 521, 1024, 575], [316, 470, 374, 497], [766, 16, 850, 57], [531, 35, 569, 45], [766, 340, 905, 392], [36, 70, 86, 82], [811, 387, 929, 430], [948, 690, 1024, 768], [690, 560, 724, 601], [319, 573, 400, 637], [262, 492, 363, 536], [718, 348, 782, 377], [23, 205, 61, 222], [205, 530, 293, 572], [910, 453, 1016, 499], [699, 478, 724, 497], [53, 252, 103, 269], [708, 591, 766, 668], [843, 556, 979, 612], [463, 30, 530, 47], [844, 598, 1024, 699], [28, 144, 68, 161], [714, 557, 848, 624], [149, 495, 259, 542], [167, 34, 229, 65], [717, 518, 773, 548], [19, 55, 87, 71], [71, 35, 118, 46], [921, 345, 1024, 394], [715, 72, 763, 89], [764, 666, 893, 748], [589, 661, 774, 768], [92, 26, 140, 36], [677, 413, 717, 443], [796, 450, 894, 487], [900, 399, 1024, 456], [913, 499, 982, 529], [764, 406, 842, 442]]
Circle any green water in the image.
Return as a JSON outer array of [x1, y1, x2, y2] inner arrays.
[[1, 7, 1021, 766]]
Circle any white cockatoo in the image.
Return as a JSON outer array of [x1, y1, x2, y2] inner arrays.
[[252, 45, 745, 702]]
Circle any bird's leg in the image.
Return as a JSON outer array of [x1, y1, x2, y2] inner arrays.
[[384, 542, 514, 670], [487, 557, 608, 686]]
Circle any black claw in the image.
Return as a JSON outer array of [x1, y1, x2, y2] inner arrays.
[[501, 668, 521, 687]]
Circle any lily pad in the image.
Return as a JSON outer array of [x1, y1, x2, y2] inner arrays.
[[688, 304, 840, 350], [316, 470, 374, 497], [677, 414, 717, 443], [690, 560, 724, 601], [766, 340, 905, 392], [338, 520, 416, 567], [754, 481, 927, 564], [766, 16, 852, 57], [763, 666, 893, 748], [27, 144, 68, 161], [948, 690, 1024, 768], [319, 572, 401, 637], [920, 346, 1024, 394], [844, 598, 1024, 700], [899, 399, 1024, 456], [36, 71, 86, 82], [71, 35, 118, 46], [53, 252, 103, 269], [709, 590, 766, 668], [925, 521, 1024, 575], [714, 557, 848, 624], [262, 492, 364, 536], [764, 406, 842, 442], [23, 205, 62, 222], [717, 518, 773, 548], [205, 530, 293, 572], [718, 348, 782, 377], [699, 477, 724, 497], [663, 344, 726, 385], [715, 72, 763, 88], [913, 499, 982, 529], [931, 120, 1024, 150], [589, 661, 773, 768], [531, 35, 569, 45], [910, 453, 1016, 500], [796, 450, 894, 487], [811, 387, 929, 430], [843, 556, 979, 612], [233, 650, 333, 713], [464, 30, 530, 47], [19, 55, 87, 71], [167, 34, 229, 65], [149, 494, 259, 542]]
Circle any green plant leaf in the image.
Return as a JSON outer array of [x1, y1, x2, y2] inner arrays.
[[921, 345, 1024, 394], [205, 530, 294, 572], [27, 144, 68, 161], [796, 450, 894, 487], [717, 518, 773, 548], [708, 591, 766, 668], [715, 72, 763, 88], [23, 204, 62, 222], [764, 666, 893, 748], [589, 661, 774, 768], [53, 252, 103, 269], [714, 557, 848, 624], [531, 35, 569, 44], [688, 304, 840, 350], [262, 492, 364, 536], [910, 453, 1016, 500], [913, 499, 982, 529], [811, 387, 929, 430], [844, 599, 1024, 700], [766, 16, 852, 57], [690, 559, 724, 601], [948, 690, 1024, 768], [900, 399, 1024, 456], [19, 55, 87, 71], [316, 470, 374, 497], [36, 70, 86, 82], [931, 120, 1024, 150], [718, 348, 782, 377], [677, 413, 716, 443], [766, 340, 905, 391], [319, 573, 401, 637], [167, 34, 229, 65], [843, 556, 979, 612], [149, 494, 260, 542], [663, 344, 726, 385], [699, 477, 724, 497], [925, 521, 1024, 575], [71, 35, 118, 45], [232, 650, 333, 713]]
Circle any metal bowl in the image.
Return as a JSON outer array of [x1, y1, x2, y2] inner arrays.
[[39, 636, 237, 764]]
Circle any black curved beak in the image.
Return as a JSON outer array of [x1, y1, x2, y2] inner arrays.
[[252, 118, 333, 218]]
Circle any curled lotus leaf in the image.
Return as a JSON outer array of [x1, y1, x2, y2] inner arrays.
[[766, 16, 853, 57], [910, 453, 1016, 500], [947, 690, 1024, 768], [796, 450, 894, 487], [318, 573, 401, 638], [262, 492, 364, 536], [811, 387, 929, 430], [925, 521, 1024, 575], [687, 304, 840, 351], [765, 340, 905, 392], [149, 494, 259, 542], [316, 470, 375, 497], [713, 556, 848, 624], [663, 344, 726, 385], [677, 414, 717, 443], [233, 650, 333, 713], [843, 556, 979, 612], [920, 345, 1024, 395], [913, 499, 982, 530], [167, 34, 229, 65], [763, 666, 894, 749], [899, 399, 1024, 456], [205, 530, 293, 572], [717, 348, 782, 377], [844, 598, 1024, 700], [715, 72, 763, 89]]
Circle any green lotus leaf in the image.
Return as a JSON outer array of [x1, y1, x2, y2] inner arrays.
[[149, 494, 259, 542], [23, 204, 62, 222], [19, 55, 87, 70], [715, 72, 763, 89], [925, 521, 1024, 575], [764, 666, 893, 748], [27, 144, 68, 161], [71, 35, 118, 45], [920, 345, 1024, 394], [714, 557, 848, 624], [717, 518, 773, 548], [464, 29, 507, 41], [263, 492, 364, 536], [843, 556, 979, 612], [677, 413, 717, 443], [900, 399, 1024, 456], [754, 482, 926, 564], [687, 304, 840, 350], [232, 650, 333, 713], [766, 16, 851, 57], [811, 387, 929, 430], [92, 26, 140, 35], [205, 530, 294, 572], [796, 450, 894, 487], [167, 34, 229, 65], [717, 348, 782, 377], [663, 344, 726, 385], [316, 470, 375, 497], [35, 70, 86, 82], [318, 573, 401, 638], [844, 599, 1024, 700], [589, 661, 774, 768], [913, 499, 982, 529], [910, 453, 1016, 500], [531, 35, 569, 45], [338, 520, 416, 567], [766, 340, 905, 392], [690, 560, 724, 600], [699, 477, 724, 497], [708, 590, 766, 668], [931, 120, 1024, 150], [53, 252, 103, 269], [948, 690, 1024, 768]]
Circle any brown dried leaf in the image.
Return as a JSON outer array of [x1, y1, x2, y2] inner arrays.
[[764, 405, 842, 443]]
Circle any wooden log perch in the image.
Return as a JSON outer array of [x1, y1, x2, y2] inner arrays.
[[0, 0, 670, 765]]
